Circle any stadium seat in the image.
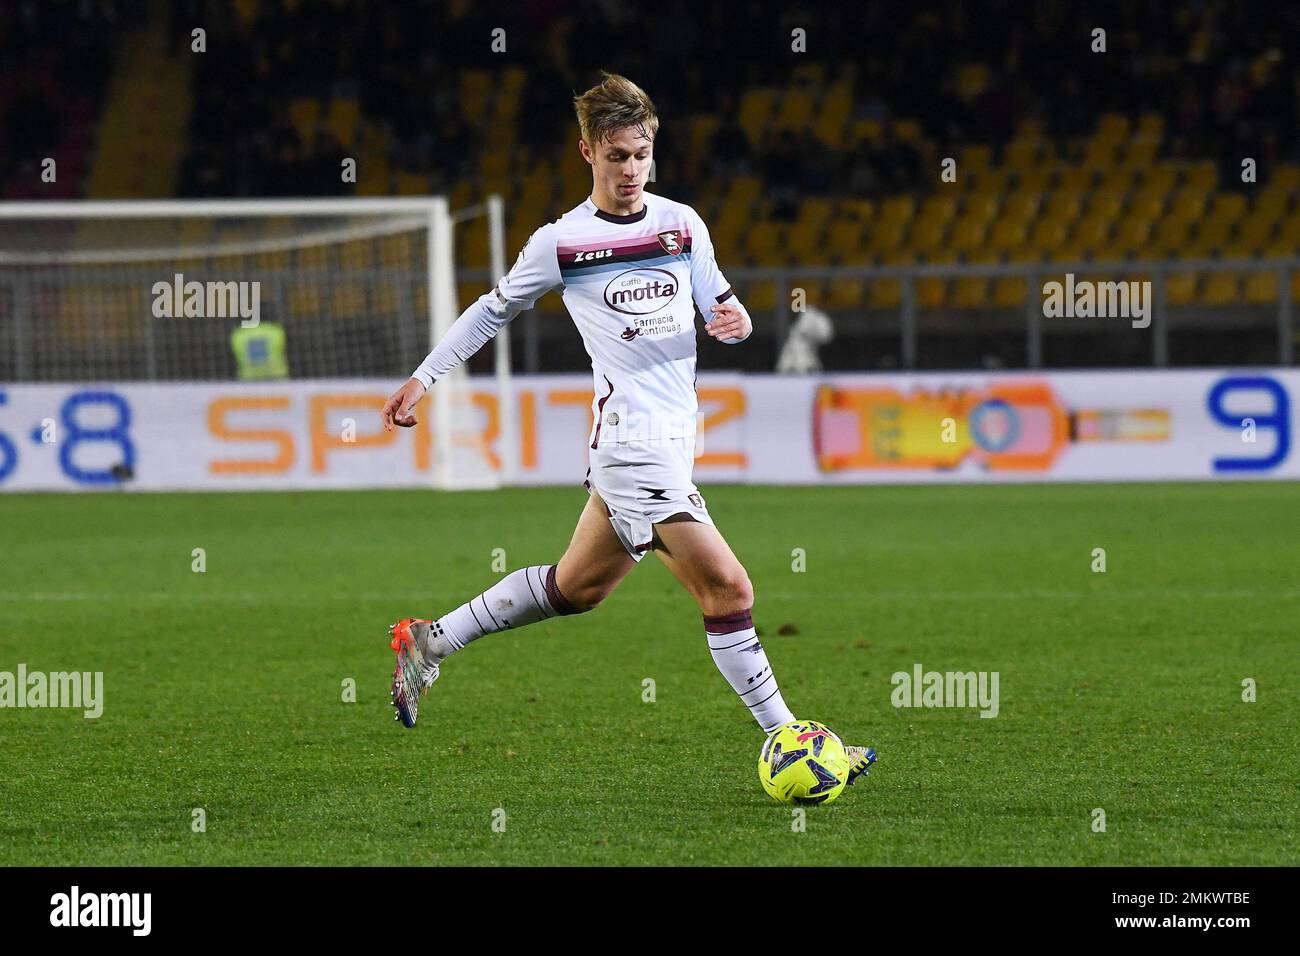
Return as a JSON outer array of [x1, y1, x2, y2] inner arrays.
[[1243, 271, 1278, 305], [1166, 271, 1199, 305]]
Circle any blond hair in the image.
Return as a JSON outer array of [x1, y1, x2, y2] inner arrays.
[[573, 72, 659, 148]]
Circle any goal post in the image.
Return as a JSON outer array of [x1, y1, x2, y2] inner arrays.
[[0, 196, 510, 489]]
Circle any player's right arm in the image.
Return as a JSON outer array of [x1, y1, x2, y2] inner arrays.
[[382, 223, 562, 430]]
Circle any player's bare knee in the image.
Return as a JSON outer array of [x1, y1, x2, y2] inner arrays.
[[700, 570, 753, 615], [563, 581, 609, 613]]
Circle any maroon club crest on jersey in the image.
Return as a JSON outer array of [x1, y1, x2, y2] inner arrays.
[[657, 230, 683, 256]]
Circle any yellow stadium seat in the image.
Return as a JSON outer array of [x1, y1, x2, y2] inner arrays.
[[1056, 168, 1093, 192], [460, 70, 492, 120], [746, 222, 787, 262], [960, 144, 993, 175], [893, 119, 923, 143], [989, 218, 1027, 252], [395, 170, 431, 195], [1243, 271, 1278, 304], [1127, 191, 1167, 222], [379, 233, 415, 268], [949, 217, 990, 253], [842, 198, 877, 221], [1167, 187, 1209, 223], [798, 197, 834, 227], [1136, 113, 1165, 138], [915, 275, 946, 308], [1004, 138, 1043, 169], [1183, 161, 1218, 191], [1096, 167, 1135, 195], [919, 193, 959, 225], [1007, 244, 1043, 264], [1166, 272, 1199, 305], [1269, 165, 1300, 190], [1190, 219, 1233, 255], [909, 217, 948, 255], [866, 278, 901, 309], [1236, 216, 1275, 252], [993, 276, 1029, 307], [786, 218, 826, 253], [1200, 272, 1241, 305], [288, 98, 322, 140], [813, 79, 852, 148], [1113, 218, 1153, 253], [1050, 243, 1087, 263], [1122, 135, 1160, 168], [738, 90, 774, 149], [1016, 167, 1052, 194], [1043, 192, 1083, 222], [1208, 193, 1248, 223], [1072, 217, 1112, 251], [1081, 138, 1117, 171], [726, 176, 763, 209], [827, 278, 866, 309], [1140, 163, 1179, 195], [974, 167, 1010, 194], [1085, 194, 1124, 222], [1096, 113, 1131, 142], [951, 277, 989, 309], [331, 282, 366, 316], [1150, 219, 1192, 255], [746, 281, 778, 311], [879, 196, 916, 224], [1026, 219, 1069, 253], [1001, 192, 1041, 223], [866, 220, 907, 255], [326, 98, 360, 148], [288, 285, 321, 318], [296, 245, 330, 271], [962, 193, 1000, 223], [1276, 216, 1300, 246], [774, 88, 815, 130], [828, 220, 867, 256]]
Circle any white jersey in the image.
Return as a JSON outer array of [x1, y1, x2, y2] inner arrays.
[[412, 191, 743, 446]]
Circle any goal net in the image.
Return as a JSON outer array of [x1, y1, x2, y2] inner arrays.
[[0, 197, 513, 489]]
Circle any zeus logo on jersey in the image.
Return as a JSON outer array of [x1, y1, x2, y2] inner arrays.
[[605, 268, 678, 315], [574, 248, 612, 262]]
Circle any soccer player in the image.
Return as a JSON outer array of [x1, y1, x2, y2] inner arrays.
[[381, 73, 875, 785]]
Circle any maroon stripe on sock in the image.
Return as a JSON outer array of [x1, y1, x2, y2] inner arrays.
[[702, 609, 753, 634], [544, 564, 578, 616]]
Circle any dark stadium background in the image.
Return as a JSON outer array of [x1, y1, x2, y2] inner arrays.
[[4, 0, 1297, 376]]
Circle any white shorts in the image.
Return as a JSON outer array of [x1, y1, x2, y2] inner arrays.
[[584, 436, 715, 561]]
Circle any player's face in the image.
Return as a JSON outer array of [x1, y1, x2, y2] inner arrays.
[[582, 124, 654, 212]]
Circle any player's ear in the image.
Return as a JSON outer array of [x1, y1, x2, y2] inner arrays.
[[578, 138, 593, 165]]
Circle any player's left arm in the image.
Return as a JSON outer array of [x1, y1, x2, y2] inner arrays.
[[688, 207, 752, 345]]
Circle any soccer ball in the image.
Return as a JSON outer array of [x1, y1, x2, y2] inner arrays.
[[758, 719, 850, 805]]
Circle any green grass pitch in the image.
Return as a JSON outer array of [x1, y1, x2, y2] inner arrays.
[[1, 482, 1296, 866]]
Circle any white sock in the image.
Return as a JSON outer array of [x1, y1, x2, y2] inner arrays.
[[432, 565, 579, 658], [704, 609, 795, 732]]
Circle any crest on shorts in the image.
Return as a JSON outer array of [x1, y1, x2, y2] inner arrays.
[[688, 492, 703, 509], [657, 230, 683, 256]]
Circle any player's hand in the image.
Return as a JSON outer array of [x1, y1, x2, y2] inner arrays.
[[382, 377, 427, 431], [706, 302, 751, 342]]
